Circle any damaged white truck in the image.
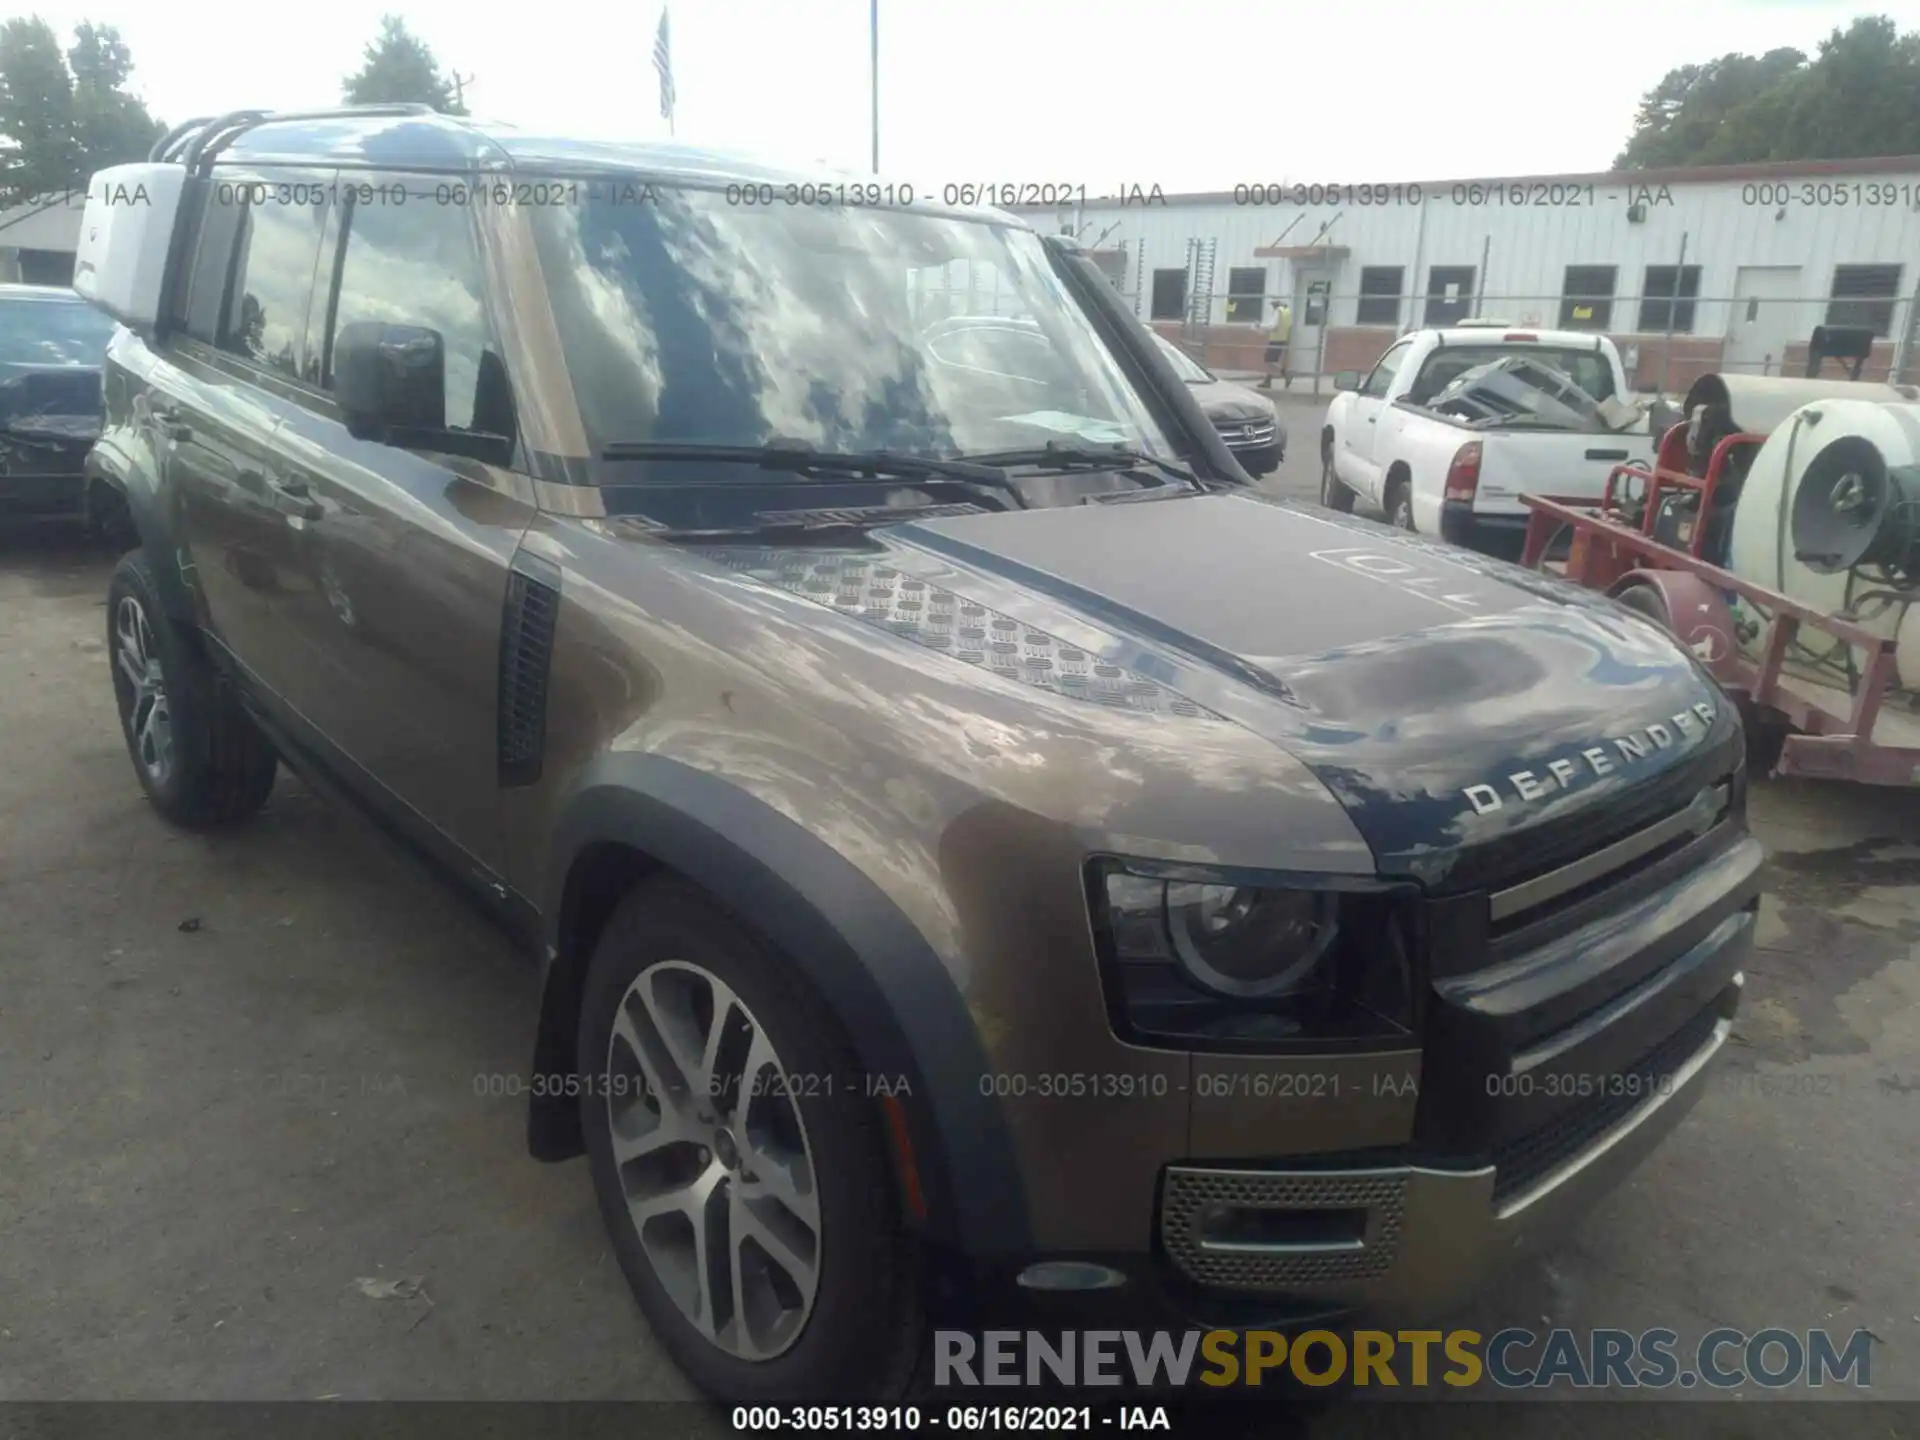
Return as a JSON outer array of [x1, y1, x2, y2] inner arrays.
[[1320, 324, 1666, 555]]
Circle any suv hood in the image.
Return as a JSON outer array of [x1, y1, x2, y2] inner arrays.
[[875, 491, 1737, 890]]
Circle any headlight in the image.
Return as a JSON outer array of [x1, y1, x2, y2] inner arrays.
[[1165, 882, 1338, 998], [1092, 864, 1418, 1051]]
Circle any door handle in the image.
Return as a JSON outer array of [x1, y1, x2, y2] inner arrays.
[[268, 476, 323, 522]]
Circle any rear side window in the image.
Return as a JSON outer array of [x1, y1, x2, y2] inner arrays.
[[317, 174, 511, 440], [201, 170, 330, 378]]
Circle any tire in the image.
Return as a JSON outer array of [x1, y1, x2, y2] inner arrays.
[[107, 551, 278, 828], [1386, 479, 1415, 532], [1612, 582, 1670, 627], [1319, 443, 1355, 512], [578, 877, 922, 1404]]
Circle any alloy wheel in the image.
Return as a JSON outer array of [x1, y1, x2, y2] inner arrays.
[[604, 959, 822, 1361], [114, 596, 174, 787]]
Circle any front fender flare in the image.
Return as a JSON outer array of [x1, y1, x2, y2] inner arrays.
[[531, 752, 1032, 1258]]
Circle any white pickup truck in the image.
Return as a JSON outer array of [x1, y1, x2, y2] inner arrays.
[[1319, 325, 1661, 556]]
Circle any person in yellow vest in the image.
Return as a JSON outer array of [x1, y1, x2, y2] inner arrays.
[[1260, 298, 1293, 391]]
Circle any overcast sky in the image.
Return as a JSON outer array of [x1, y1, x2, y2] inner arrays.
[[30, 0, 1882, 186]]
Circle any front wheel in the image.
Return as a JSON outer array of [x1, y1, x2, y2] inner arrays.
[[578, 878, 922, 1404], [1320, 444, 1356, 512], [107, 551, 277, 828]]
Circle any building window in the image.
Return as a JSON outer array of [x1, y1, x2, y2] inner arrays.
[[1357, 266, 1404, 327], [1639, 265, 1702, 334], [17, 248, 74, 286], [1424, 266, 1476, 326], [1558, 266, 1617, 331], [1225, 267, 1267, 323], [1826, 264, 1903, 338], [1150, 268, 1188, 322]]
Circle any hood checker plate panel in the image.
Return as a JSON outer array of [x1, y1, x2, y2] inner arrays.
[[704, 547, 1221, 719]]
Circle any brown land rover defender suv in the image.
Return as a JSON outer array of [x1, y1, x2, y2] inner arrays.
[[76, 108, 1761, 1404]]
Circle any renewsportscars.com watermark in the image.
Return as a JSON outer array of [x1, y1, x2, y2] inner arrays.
[[935, 1327, 1874, 1390]]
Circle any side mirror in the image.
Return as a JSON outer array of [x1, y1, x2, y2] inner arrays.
[[1334, 370, 1361, 392], [332, 321, 445, 441]]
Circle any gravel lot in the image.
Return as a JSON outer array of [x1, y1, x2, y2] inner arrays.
[[2, 414, 1915, 1432]]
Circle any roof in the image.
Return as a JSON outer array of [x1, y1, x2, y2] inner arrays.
[[1009, 153, 1920, 212], [1428, 325, 1603, 346], [208, 109, 1027, 227]]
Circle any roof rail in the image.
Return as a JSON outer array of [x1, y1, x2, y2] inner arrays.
[[168, 105, 440, 175], [151, 116, 216, 163]]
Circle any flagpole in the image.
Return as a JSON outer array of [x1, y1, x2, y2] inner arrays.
[[869, 0, 879, 174]]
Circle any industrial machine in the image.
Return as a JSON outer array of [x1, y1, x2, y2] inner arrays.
[[1519, 373, 1920, 785]]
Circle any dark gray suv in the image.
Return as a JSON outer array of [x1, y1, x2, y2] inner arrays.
[[78, 107, 1761, 1405]]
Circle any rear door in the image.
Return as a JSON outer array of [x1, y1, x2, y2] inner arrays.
[[156, 167, 331, 688], [265, 172, 534, 878]]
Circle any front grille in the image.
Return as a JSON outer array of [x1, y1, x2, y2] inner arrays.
[[1490, 1004, 1722, 1208], [1487, 783, 1731, 939], [1159, 1168, 1407, 1289], [1216, 421, 1277, 448]]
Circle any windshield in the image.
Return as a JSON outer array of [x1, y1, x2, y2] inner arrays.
[[1152, 332, 1214, 384], [1407, 345, 1615, 405], [528, 187, 1177, 464], [0, 296, 118, 368]]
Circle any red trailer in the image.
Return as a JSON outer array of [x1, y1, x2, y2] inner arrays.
[[1517, 410, 1920, 787]]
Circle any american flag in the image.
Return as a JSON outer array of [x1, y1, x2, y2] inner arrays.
[[653, 9, 675, 124]]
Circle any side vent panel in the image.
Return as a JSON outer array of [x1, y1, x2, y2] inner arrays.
[[497, 554, 562, 787]]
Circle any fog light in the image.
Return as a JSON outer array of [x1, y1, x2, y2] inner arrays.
[[1016, 1262, 1129, 1292]]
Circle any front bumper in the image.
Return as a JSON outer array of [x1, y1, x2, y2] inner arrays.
[[1156, 983, 1737, 1322], [1224, 440, 1282, 476], [944, 978, 1738, 1333]]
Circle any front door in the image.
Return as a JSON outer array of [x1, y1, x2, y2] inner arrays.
[[267, 175, 533, 878], [1724, 266, 1804, 376]]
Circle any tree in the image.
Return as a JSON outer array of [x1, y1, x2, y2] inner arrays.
[[342, 16, 467, 115], [1616, 16, 1920, 167], [0, 17, 161, 204]]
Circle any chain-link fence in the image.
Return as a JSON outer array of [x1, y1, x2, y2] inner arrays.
[[1133, 287, 1920, 398]]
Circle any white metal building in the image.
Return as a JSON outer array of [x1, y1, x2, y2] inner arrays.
[[1016, 154, 1920, 390], [0, 193, 86, 286]]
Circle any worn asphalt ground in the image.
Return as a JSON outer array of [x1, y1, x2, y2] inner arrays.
[[2, 400, 1915, 1436]]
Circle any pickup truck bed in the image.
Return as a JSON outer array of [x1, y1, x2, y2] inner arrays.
[[1321, 327, 1657, 557]]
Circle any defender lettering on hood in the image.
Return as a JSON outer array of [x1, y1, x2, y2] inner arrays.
[[1465, 699, 1721, 815]]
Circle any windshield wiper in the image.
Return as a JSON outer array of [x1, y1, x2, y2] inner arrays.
[[599, 438, 1029, 507], [954, 440, 1198, 488]]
